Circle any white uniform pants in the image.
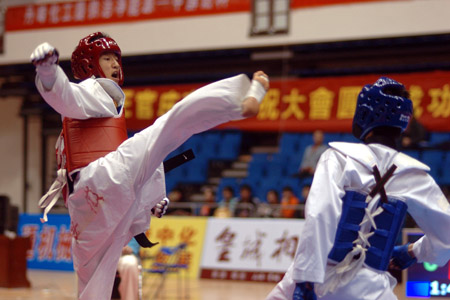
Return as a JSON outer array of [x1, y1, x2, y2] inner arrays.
[[266, 263, 398, 300]]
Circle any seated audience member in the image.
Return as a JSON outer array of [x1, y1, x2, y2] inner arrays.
[[165, 187, 192, 216], [115, 239, 140, 300], [235, 184, 259, 218], [298, 130, 328, 178], [300, 184, 311, 203], [280, 186, 300, 218], [198, 186, 216, 216], [214, 185, 239, 217], [257, 189, 281, 218]]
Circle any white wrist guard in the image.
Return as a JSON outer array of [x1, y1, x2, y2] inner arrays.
[[245, 79, 267, 103]]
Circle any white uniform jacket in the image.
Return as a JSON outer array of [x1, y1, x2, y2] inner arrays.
[[267, 142, 450, 300], [36, 65, 251, 300]]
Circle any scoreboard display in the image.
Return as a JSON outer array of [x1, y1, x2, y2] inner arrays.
[[404, 229, 450, 298]]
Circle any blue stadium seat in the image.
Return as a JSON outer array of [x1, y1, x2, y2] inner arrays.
[[286, 158, 302, 177], [180, 134, 202, 153], [323, 133, 342, 143], [428, 132, 450, 147], [251, 153, 269, 162], [298, 133, 314, 148], [216, 132, 242, 160], [339, 133, 359, 143], [440, 154, 450, 185], [421, 150, 444, 181], [165, 165, 186, 193], [247, 160, 268, 181], [265, 161, 285, 179], [402, 150, 421, 161], [184, 159, 208, 183], [197, 132, 222, 159], [279, 133, 301, 156]]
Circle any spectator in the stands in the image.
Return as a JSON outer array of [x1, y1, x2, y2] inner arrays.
[[198, 186, 216, 216], [165, 187, 192, 216], [280, 186, 300, 218], [400, 115, 428, 149], [300, 184, 311, 204], [235, 184, 259, 218], [257, 189, 281, 218], [114, 239, 140, 300], [214, 185, 238, 218], [298, 130, 328, 178]]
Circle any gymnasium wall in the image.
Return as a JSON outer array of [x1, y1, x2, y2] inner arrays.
[[0, 0, 449, 64]]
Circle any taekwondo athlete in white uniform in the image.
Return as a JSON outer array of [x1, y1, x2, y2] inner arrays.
[[31, 32, 270, 300], [266, 77, 450, 300]]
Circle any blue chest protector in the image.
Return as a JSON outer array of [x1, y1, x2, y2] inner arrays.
[[328, 165, 408, 271]]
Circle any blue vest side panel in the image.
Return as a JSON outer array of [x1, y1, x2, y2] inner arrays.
[[365, 199, 408, 271], [328, 191, 367, 262]]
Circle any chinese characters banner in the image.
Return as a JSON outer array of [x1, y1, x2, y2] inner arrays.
[[5, 0, 249, 32], [291, 0, 394, 9], [124, 70, 450, 133], [200, 218, 304, 282], [18, 214, 73, 271], [5, 0, 399, 32]]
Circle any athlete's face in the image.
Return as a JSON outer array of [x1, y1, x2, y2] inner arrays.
[[98, 53, 121, 85]]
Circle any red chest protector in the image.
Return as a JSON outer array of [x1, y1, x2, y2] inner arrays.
[[62, 113, 128, 174]]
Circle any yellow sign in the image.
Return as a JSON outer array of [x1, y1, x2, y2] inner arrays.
[[140, 216, 208, 279]]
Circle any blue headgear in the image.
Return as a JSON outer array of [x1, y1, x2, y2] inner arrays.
[[352, 77, 413, 140]]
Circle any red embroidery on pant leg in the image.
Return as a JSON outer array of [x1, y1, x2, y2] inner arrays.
[[84, 186, 105, 214], [70, 221, 80, 241]]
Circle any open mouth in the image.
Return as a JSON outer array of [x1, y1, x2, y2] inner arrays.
[[111, 71, 119, 79]]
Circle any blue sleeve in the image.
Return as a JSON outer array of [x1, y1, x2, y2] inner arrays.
[[128, 238, 140, 256]]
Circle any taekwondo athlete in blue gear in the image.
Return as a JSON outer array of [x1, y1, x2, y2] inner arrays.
[[266, 77, 450, 300]]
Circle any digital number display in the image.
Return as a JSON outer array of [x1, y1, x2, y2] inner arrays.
[[406, 231, 450, 298], [407, 281, 450, 297]]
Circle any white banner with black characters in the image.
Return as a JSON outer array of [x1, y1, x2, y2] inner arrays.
[[200, 218, 304, 282]]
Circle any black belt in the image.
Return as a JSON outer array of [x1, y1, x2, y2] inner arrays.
[[135, 149, 195, 248]]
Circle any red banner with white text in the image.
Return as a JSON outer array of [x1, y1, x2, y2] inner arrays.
[[6, 0, 397, 32], [5, 0, 250, 31], [123, 71, 450, 133], [290, 0, 393, 9]]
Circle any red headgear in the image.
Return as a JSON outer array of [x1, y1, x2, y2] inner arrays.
[[71, 32, 124, 85]]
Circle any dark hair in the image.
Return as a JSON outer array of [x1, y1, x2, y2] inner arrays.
[[365, 126, 402, 149], [282, 186, 293, 192], [267, 189, 279, 200], [383, 86, 410, 99], [240, 184, 252, 192], [223, 186, 234, 194]]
